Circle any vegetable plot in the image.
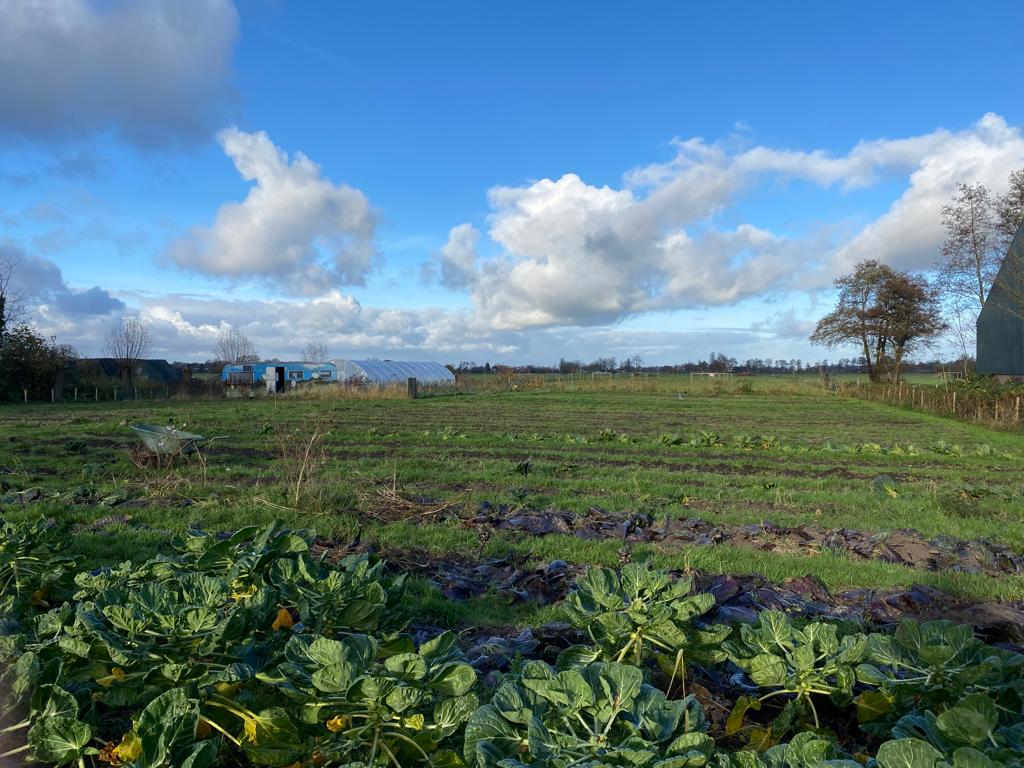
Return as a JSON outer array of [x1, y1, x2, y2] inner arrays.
[[1, 517, 1023, 767]]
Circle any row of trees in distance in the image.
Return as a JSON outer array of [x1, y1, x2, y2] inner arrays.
[[449, 354, 968, 376]]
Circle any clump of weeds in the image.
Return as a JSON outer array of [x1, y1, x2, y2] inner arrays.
[[276, 422, 329, 509]]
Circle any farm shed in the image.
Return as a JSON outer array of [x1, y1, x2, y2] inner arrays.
[[977, 217, 1024, 378], [221, 361, 336, 391], [75, 358, 180, 384], [332, 359, 456, 386]]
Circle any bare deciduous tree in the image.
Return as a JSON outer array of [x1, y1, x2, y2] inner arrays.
[[0, 249, 26, 341], [994, 169, 1024, 253], [302, 340, 328, 363], [103, 315, 151, 383], [934, 171, 1024, 364], [214, 325, 259, 365], [810, 260, 945, 383], [938, 183, 1000, 310]]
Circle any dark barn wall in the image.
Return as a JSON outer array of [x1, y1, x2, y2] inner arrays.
[[977, 289, 1024, 374], [977, 220, 1024, 375]]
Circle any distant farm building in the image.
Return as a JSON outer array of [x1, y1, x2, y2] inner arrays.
[[332, 359, 456, 386], [221, 362, 335, 393], [220, 359, 455, 392], [977, 218, 1024, 379]]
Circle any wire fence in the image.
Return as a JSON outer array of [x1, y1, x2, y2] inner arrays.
[[8, 379, 226, 404], [838, 380, 1024, 431]]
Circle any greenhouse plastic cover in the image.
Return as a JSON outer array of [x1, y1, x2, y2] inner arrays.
[[332, 359, 456, 385]]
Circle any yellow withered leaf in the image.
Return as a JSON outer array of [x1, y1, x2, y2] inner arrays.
[[724, 707, 745, 736], [96, 667, 126, 688], [272, 607, 294, 631], [113, 732, 142, 763], [215, 681, 242, 697], [855, 690, 893, 723], [402, 714, 425, 730], [744, 727, 777, 752], [231, 583, 258, 600], [725, 695, 759, 736], [326, 715, 349, 732]]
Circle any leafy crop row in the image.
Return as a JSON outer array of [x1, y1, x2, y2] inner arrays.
[[1, 518, 1022, 767], [483, 429, 1014, 459]]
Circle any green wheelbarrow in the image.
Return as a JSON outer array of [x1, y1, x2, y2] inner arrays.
[[129, 423, 226, 456]]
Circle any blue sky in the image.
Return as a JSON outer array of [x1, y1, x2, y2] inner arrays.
[[1, 0, 1023, 365]]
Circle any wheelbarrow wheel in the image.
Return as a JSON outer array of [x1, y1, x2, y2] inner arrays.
[[129, 445, 178, 471]]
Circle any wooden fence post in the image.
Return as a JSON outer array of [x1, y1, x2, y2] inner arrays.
[[1016, 397, 1021, 424], [51, 388, 55, 403], [23, 389, 27, 404]]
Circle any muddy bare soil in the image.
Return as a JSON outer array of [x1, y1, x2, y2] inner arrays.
[[466, 503, 1024, 576], [699, 572, 1024, 647], [312, 539, 582, 607], [311, 535, 1024, 649]]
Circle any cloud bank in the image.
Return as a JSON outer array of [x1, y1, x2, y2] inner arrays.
[[15, 114, 1024, 363], [446, 113, 1024, 332], [1, 241, 124, 336], [0, 0, 238, 146]]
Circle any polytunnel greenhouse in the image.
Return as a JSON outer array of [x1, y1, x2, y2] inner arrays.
[[331, 359, 456, 385]]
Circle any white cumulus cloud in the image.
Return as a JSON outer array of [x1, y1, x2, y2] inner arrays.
[[452, 114, 1024, 332], [167, 128, 378, 296], [834, 113, 1024, 272]]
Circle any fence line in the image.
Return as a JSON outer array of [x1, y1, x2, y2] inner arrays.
[[838, 380, 1023, 431], [7, 381, 226, 404]]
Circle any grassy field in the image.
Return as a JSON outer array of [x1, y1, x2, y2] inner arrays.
[[2, 379, 1024, 629]]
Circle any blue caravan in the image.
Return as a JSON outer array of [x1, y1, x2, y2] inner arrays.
[[221, 361, 336, 392]]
